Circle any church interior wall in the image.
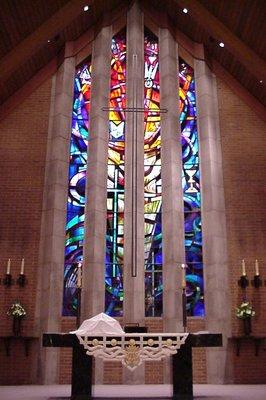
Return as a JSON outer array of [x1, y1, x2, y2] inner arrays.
[[0, 21, 265, 386], [0, 77, 52, 384], [217, 78, 266, 383]]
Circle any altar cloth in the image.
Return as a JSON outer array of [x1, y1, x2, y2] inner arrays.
[[70, 312, 125, 336]]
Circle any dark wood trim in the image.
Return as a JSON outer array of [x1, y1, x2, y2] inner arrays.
[[175, 0, 266, 84], [0, 0, 92, 83]]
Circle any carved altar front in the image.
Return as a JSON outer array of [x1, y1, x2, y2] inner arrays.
[[76, 333, 188, 370]]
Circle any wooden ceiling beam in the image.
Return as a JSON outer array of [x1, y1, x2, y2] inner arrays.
[[0, 0, 92, 83], [175, 0, 266, 84]]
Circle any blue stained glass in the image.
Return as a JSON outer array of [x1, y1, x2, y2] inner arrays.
[[63, 63, 91, 316], [179, 59, 204, 317], [144, 30, 162, 317]]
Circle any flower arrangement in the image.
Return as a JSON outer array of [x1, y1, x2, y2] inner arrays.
[[236, 301, 255, 320], [7, 301, 26, 319]]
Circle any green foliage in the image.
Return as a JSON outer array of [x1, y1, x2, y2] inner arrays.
[[7, 301, 26, 319], [236, 302, 255, 320]]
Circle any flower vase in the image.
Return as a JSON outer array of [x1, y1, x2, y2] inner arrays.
[[243, 317, 252, 336], [12, 317, 22, 336]]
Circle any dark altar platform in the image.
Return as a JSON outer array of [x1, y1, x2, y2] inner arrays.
[[43, 332, 222, 400]]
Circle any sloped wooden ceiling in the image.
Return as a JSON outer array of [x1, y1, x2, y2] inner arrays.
[[0, 0, 265, 109]]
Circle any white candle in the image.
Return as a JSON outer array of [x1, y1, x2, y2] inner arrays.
[[77, 263, 82, 288], [20, 258, 25, 275], [255, 260, 259, 276], [6, 259, 11, 275], [181, 264, 186, 289], [242, 259, 246, 276]]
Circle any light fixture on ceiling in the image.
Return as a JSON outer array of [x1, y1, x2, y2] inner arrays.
[[219, 42, 225, 48], [83, 5, 89, 12], [182, 8, 188, 14], [259, 80, 263, 84], [47, 39, 51, 43]]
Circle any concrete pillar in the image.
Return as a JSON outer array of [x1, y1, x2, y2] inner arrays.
[[160, 29, 184, 334], [123, 1, 145, 384], [82, 25, 113, 319], [123, 1, 145, 327], [81, 25, 113, 385], [159, 28, 185, 384], [36, 55, 75, 383], [195, 59, 232, 383]]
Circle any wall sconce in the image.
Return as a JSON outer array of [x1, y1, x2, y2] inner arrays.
[[2, 273, 14, 287], [17, 273, 27, 287], [238, 275, 249, 288], [251, 275, 262, 288]]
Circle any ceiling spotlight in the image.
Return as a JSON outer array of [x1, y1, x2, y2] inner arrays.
[[219, 42, 225, 48], [259, 80, 263, 83], [183, 8, 188, 14], [83, 5, 89, 11], [47, 39, 51, 43]]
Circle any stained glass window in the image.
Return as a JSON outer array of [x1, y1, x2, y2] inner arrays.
[[144, 30, 163, 317], [179, 59, 204, 316], [105, 30, 126, 317], [63, 62, 91, 316]]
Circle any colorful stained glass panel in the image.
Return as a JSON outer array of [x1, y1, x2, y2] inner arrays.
[[63, 63, 91, 316], [144, 30, 162, 317], [105, 31, 126, 317], [179, 59, 204, 316]]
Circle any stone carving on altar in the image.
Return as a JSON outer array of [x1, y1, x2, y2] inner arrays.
[[70, 313, 188, 371]]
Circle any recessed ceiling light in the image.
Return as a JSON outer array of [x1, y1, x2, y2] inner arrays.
[[83, 5, 89, 11], [259, 80, 263, 83], [47, 39, 51, 43], [183, 8, 188, 14], [219, 42, 225, 47]]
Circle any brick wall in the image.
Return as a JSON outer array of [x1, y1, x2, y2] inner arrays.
[[217, 77, 266, 383], [145, 319, 164, 384], [1, 71, 265, 386], [0, 78, 52, 384]]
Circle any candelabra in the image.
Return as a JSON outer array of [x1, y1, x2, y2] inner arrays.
[[238, 260, 263, 289], [2, 258, 26, 287]]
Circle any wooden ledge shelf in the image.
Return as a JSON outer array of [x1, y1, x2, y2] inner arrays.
[[230, 336, 265, 356], [0, 336, 39, 357]]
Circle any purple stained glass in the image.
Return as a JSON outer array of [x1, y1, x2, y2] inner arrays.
[[179, 59, 204, 317], [144, 30, 163, 317], [63, 63, 91, 316]]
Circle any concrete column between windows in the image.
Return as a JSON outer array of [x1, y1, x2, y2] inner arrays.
[[123, 1, 145, 384], [159, 28, 185, 384], [81, 25, 113, 384], [36, 55, 76, 383], [195, 59, 232, 383]]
